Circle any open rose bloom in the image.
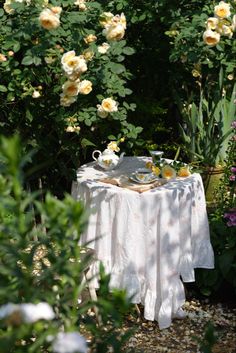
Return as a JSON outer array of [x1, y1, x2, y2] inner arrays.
[[203, 29, 221, 46], [214, 1, 231, 18], [39, 7, 61, 30], [203, 1, 235, 46], [100, 12, 126, 41]]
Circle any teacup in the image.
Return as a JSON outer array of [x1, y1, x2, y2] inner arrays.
[[135, 168, 153, 182]]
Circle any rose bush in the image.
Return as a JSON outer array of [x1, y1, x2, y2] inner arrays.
[[0, 0, 139, 196]]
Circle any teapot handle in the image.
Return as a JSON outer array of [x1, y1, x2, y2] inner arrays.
[[92, 150, 101, 161]]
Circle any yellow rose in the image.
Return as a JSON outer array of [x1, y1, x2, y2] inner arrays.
[[177, 166, 191, 178], [82, 49, 94, 61], [0, 53, 7, 62], [61, 52, 87, 75], [101, 97, 118, 112], [60, 94, 77, 107], [39, 9, 60, 30], [145, 161, 153, 170], [97, 42, 110, 54], [214, 1, 231, 19], [78, 80, 92, 95], [97, 105, 109, 118], [152, 166, 161, 176], [66, 125, 80, 132], [206, 17, 219, 30], [99, 12, 114, 27], [103, 23, 125, 41], [32, 90, 41, 98], [192, 69, 201, 78], [203, 29, 220, 46], [3, 0, 14, 14], [161, 165, 176, 179], [107, 141, 120, 152], [84, 34, 97, 44], [62, 81, 80, 96], [232, 15, 236, 32], [221, 24, 233, 38], [50, 6, 62, 15]]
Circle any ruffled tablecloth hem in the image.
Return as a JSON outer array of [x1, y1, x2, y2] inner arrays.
[[86, 260, 186, 330]]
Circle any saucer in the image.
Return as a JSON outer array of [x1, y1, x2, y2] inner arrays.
[[129, 173, 159, 184]]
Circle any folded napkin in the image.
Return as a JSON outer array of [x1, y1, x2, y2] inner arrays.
[[99, 175, 168, 193]]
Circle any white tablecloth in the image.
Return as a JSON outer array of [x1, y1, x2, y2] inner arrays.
[[72, 156, 214, 329]]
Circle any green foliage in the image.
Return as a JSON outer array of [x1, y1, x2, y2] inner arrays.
[[196, 212, 236, 296], [0, 135, 133, 352], [178, 77, 236, 166], [215, 125, 236, 210], [160, 0, 236, 100], [195, 322, 218, 353], [195, 125, 236, 296], [0, 0, 139, 196]]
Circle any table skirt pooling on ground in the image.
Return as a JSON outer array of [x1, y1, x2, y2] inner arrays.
[[71, 157, 214, 329]]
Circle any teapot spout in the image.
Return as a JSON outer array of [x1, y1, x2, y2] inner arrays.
[[119, 152, 125, 164]]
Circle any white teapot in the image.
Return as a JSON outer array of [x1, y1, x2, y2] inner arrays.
[[92, 149, 125, 170]]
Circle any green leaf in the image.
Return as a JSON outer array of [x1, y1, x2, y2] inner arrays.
[[0, 85, 7, 93], [13, 42, 21, 53], [109, 63, 125, 74], [81, 138, 95, 148], [122, 47, 135, 55], [21, 56, 33, 66], [219, 250, 235, 277], [33, 56, 42, 66]]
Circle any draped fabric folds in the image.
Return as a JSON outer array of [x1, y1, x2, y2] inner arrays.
[[72, 157, 214, 329]]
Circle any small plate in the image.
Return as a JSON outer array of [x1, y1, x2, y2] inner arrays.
[[129, 173, 159, 184]]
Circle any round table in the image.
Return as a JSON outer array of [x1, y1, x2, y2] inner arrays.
[[72, 156, 214, 329]]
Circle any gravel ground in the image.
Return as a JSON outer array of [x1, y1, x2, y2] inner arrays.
[[123, 298, 236, 353]]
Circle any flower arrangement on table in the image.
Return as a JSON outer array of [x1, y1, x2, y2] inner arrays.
[[145, 160, 192, 180]]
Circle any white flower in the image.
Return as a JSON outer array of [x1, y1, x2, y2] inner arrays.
[[112, 13, 126, 29], [39, 8, 60, 30], [206, 17, 219, 30], [84, 34, 97, 44], [62, 80, 80, 97], [0, 53, 7, 62], [60, 94, 77, 107], [61, 50, 76, 66], [52, 332, 87, 353], [221, 24, 233, 37], [99, 12, 114, 27], [101, 97, 118, 112], [0, 303, 55, 324], [32, 90, 41, 98], [97, 42, 110, 54], [78, 80, 92, 95], [20, 303, 55, 323], [74, 0, 87, 11], [82, 48, 94, 61], [231, 14, 236, 32], [50, 6, 62, 15], [103, 23, 125, 41], [61, 52, 87, 76], [0, 303, 19, 320], [3, 0, 14, 14], [214, 1, 231, 19], [203, 29, 220, 46], [97, 105, 108, 118], [161, 165, 176, 179]]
